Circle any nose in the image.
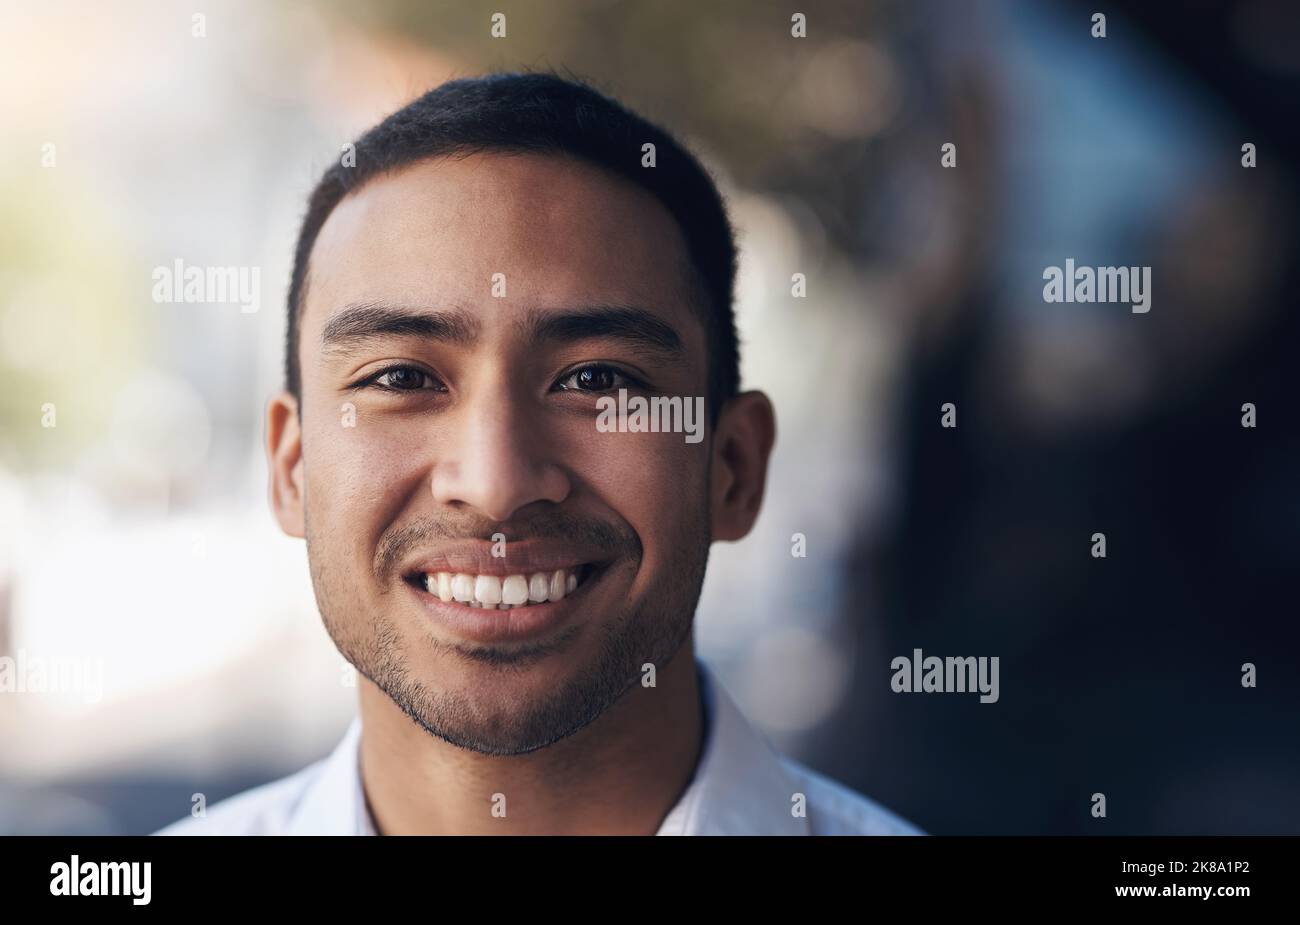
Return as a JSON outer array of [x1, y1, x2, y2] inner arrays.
[[429, 388, 571, 522]]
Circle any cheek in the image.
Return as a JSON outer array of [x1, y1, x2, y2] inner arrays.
[[301, 409, 430, 541], [576, 429, 710, 572]]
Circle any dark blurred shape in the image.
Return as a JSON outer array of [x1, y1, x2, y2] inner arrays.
[[822, 0, 1300, 833]]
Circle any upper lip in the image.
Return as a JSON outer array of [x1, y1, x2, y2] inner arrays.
[[400, 541, 613, 579]]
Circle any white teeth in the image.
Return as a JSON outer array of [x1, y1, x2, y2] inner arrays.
[[502, 575, 529, 606], [423, 568, 586, 607], [474, 574, 502, 605]]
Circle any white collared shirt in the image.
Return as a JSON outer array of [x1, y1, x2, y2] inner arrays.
[[155, 660, 922, 836]]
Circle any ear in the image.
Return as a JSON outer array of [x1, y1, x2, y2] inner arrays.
[[267, 391, 306, 538], [709, 390, 776, 542]]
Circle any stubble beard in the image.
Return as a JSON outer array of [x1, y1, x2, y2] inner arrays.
[[306, 506, 711, 757]]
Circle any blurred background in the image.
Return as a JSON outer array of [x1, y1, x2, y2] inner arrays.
[[1, 0, 1297, 835]]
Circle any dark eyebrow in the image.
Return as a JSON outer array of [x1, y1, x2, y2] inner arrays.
[[321, 301, 480, 352], [523, 306, 684, 356], [321, 300, 684, 359]]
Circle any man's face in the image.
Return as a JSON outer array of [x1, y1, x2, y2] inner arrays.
[[275, 152, 722, 755]]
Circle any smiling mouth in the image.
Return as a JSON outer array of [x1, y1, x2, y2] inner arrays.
[[403, 564, 598, 610]]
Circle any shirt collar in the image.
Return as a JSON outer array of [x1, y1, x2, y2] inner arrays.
[[655, 659, 808, 835], [284, 714, 370, 836], [287, 658, 808, 836]]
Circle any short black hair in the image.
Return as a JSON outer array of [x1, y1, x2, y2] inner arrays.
[[285, 71, 740, 415]]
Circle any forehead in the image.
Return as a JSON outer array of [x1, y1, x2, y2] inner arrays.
[[301, 152, 699, 343]]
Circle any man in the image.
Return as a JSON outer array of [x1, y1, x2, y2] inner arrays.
[[156, 72, 920, 836]]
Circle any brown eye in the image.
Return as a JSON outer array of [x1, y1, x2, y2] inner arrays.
[[373, 367, 434, 391], [578, 367, 614, 390], [558, 365, 629, 392]]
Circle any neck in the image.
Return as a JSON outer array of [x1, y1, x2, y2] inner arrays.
[[357, 645, 704, 835]]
